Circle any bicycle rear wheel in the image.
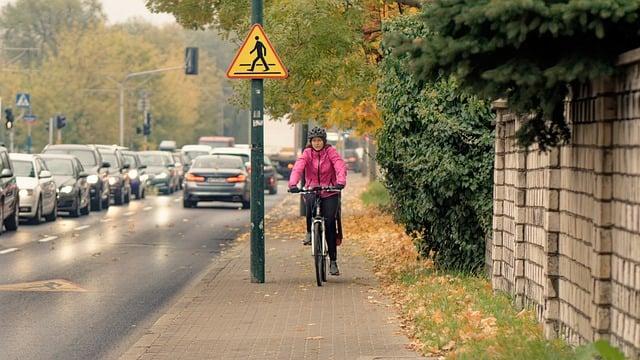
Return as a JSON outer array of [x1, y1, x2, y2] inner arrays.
[[313, 222, 323, 287]]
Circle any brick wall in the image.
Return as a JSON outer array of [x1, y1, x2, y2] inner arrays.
[[490, 49, 640, 358]]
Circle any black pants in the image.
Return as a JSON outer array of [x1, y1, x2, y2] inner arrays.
[[304, 194, 340, 261]]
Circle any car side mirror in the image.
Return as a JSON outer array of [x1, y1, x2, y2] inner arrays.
[[166, 164, 175, 168], [0, 168, 13, 178], [123, 163, 131, 169], [102, 161, 111, 168], [39, 170, 52, 178], [79, 171, 89, 178], [138, 165, 147, 170]]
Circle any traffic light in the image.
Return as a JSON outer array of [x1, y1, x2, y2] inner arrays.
[[185, 47, 199, 75], [143, 112, 152, 136], [4, 108, 14, 129], [56, 115, 66, 129]]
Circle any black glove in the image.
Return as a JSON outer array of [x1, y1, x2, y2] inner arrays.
[[335, 184, 345, 190], [288, 186, 300, 193]]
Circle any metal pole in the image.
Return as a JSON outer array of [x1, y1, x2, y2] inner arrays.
[[119, 83, 125, 146], [9, 128, 13, 152], [250, 0, 265, 284], [27, 122, 32, 153], [48, 117, 53, 145]]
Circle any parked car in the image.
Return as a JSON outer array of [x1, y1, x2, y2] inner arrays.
[[42, 144, 110, 210], [121, 151, 147, 199], [172, 152, 184, 189], [198, 136, 235, 148], [41, 154, 91, 217], [9, 153, 57, 223], [180, 145, 211, 174], [270, 147, 296, 180], [138, 151, 179, 194], [94, 145, 131, 205], [344, 148, 362, 173], [183, 155, 250, 209], [210, 147, 278, 195], [0, 147, 19, 232]]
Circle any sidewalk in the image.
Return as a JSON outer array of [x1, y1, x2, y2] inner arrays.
[[121, 176, 422, 360]]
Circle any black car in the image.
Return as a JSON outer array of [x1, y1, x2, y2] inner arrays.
[[41, 154, 91, 217], [42, 144, 110, 210], [344, 149, 362, 173], [94, 145, 131, 205]]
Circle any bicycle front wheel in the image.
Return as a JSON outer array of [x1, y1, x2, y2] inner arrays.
[[313, 222, 323, 287]]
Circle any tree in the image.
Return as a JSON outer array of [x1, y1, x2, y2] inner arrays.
[[0, 0, 105, 63], [145, 0, 420, 134], [393, 0, 640, 149]]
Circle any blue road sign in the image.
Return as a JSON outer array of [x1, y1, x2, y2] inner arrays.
[[16, 93, 31, 108], [23, 114, 37, 122]]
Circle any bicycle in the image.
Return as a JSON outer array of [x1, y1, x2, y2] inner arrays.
[[288, 186, 342, 286]]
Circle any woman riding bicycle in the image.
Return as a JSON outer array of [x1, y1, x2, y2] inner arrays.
[[288, 126, 347, 276]]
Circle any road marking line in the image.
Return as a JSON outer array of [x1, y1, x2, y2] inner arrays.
[[0, 248, 19, 255], [143, 207, 152, 211], [100, 218, 112, 222], [74, 225, 90, 231], [0, 279, 87, 292], [39, 236, 58, 243], [124, 211, 135, 216]]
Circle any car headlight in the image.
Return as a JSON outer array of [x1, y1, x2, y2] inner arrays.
[[60, 186, 74, 194], [87, 175, 99, 184], [19, 189, 33, 197], [156, 172, 168, 179], [108, 177, 118, 185], [129, 169, 138, 179]]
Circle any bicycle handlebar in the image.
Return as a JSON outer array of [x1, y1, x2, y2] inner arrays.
[[288, 186, 343, 194]]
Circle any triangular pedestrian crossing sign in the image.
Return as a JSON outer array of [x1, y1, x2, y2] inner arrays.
[[227, 24, 288, 79]]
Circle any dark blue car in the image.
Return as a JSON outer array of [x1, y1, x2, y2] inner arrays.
[[122, 151, 147, 199]]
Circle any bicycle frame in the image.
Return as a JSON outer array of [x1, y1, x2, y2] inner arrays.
[[310, 196, 327, 258]]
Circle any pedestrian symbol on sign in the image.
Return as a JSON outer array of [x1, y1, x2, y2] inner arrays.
[[226, 24, 288, 79]]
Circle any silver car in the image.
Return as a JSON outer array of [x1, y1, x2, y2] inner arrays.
[[183, 155, 251, 209], [9, 153, 57, 223]]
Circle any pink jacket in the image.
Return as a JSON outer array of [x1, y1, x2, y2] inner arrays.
[[288, 145, 347, 198]]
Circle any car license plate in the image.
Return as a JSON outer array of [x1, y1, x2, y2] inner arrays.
[[207, 177, 225, 183]]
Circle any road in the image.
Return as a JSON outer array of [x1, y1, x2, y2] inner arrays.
[[0, 184, 286, 360]]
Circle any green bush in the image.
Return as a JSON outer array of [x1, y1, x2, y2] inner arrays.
[[391, 0, 640, 150], [377, 15, 494, 272]]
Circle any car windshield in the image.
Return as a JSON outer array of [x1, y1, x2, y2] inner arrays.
[[44, 159, 74, 176], [183, 151, 209, 162], [194, 156, 243, 169], [45, 149, 97, 167], [123, 154, 137, 168], [100, 152, 118, 167], [139, 154, 170, 166], [12, 160, 35, 177]]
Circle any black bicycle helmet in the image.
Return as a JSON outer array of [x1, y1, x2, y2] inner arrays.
[[307, 126, 327, 142]]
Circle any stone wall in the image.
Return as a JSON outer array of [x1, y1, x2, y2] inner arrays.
[[491, 48, 640, 358]]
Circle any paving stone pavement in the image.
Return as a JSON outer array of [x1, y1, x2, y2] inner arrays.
[[121, 177, 422, 360]]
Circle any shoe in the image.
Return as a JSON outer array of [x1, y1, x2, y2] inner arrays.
[[330, 261, 340, 276], [303, 233, 311, 246]]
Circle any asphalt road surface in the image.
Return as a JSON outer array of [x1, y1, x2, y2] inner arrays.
[[0, 184, 286, 360]]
